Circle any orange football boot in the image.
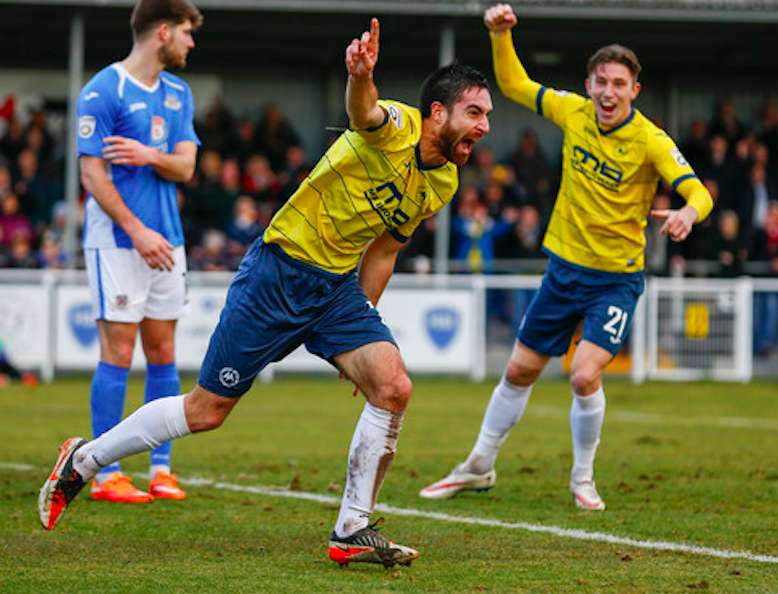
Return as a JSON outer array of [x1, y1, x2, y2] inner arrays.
[[91, 472, 154, 503], [149, 470, 187, 500]]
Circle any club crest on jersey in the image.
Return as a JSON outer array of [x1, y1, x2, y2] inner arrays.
[[151, 115, 168, 144], [164, 94, 182, 111], [78, 116, 96, 139]]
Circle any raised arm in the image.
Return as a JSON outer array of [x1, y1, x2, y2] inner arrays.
[[484, 4, 540, 109], [345, 17, 386, 130]]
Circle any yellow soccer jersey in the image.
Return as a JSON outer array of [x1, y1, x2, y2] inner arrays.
[[538, 92, 699, 272], [263, 100, 458, 274], [491, 32, 713, 273]]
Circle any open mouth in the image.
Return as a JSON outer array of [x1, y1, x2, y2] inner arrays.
[[600, 103, 617, 117]]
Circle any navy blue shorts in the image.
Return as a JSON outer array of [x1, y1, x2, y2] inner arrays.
[[518, 254, 644, 357], [199, 240, 396, 397]]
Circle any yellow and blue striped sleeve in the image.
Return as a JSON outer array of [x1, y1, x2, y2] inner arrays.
[[647, 130, 714, 221], [352, 100, 417, 150]]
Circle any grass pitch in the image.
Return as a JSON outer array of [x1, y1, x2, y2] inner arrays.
[[1, 375, 777, 593]]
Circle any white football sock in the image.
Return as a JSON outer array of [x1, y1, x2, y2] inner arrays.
[[149, 464, 171, 478], [464, 377, 533, 474], [74, 395, 190, 482], [570, 387, 606, 483], [334, 402, 403, 538]]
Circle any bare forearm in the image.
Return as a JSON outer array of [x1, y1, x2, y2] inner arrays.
[[359, 243, 399, 306], [346, 75, 383, 130], [81, 167, 142, 236], [150, 151, 195, 183]]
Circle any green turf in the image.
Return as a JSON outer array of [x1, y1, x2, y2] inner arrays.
[[1, 376, 777, 593]]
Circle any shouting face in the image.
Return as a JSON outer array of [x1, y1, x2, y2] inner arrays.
[[435, 86, 493, 166], [585, 62, 640, 130]]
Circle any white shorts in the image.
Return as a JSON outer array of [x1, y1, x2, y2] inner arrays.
[[85, 246, 188, 323]]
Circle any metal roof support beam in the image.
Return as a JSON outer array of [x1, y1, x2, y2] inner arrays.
[[64, 12, 84, 269], [434, 21, 455, 275]]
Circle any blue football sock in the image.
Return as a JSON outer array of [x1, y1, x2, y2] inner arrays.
[[145, 362, 181, 471], [90, 361, 129, 476]]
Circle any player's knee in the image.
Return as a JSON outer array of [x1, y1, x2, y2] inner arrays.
[[104, 343, 134, 368], [504, 360, 540, 387], [144, 342, 175, 365], [375, 373, 412, 413], [184, 395, 232, 432], [570, 367, 601, 395]]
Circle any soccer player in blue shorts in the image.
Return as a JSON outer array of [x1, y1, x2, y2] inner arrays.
[[421, 4, 714, 510], [39, 18, 493, 567], [75, 0, 202, 504]]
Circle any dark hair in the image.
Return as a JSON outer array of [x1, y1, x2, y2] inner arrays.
[[587, 44, 641, 80], [130, 0, 203, 39], [419, 63, 489, 119]]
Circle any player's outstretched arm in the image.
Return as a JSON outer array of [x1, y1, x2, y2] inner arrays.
[[650, 179, 712, 243], [484, 4, 541, 110], [345, 17, 386, 130]]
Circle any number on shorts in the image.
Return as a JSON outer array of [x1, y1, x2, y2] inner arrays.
[[603, 305, 628, 345]]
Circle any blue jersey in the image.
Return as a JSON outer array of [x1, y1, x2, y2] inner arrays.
[[77, 63, 199, 249]]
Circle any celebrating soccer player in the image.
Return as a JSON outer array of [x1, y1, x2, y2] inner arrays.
[[75, 0, 201, 503], [421, 3, 713, 510], [40, 17, 493, 568]]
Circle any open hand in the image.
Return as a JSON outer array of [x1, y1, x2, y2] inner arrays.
[[345, 17, 380, 78]]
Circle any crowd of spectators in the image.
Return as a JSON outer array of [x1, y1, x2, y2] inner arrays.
[[1, 92, 777, 284]]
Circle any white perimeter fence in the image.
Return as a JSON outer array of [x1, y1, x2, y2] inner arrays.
[[1, 270, 777, 382]]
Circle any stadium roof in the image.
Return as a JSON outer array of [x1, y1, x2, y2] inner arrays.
[[4, 0, 778, 22]]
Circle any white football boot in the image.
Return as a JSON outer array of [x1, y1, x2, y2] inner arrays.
[[419, 464, 497, 499], [570, 479, 606, 511]]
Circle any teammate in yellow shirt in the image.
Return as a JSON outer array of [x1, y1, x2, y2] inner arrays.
[[39, 18, 493, 568], [421, 3, 713, 510]]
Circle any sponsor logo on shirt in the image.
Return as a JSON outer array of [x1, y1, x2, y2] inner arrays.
[[151, 115, 168, 144], [78, 115, 96, 139], [572, 144, 623, 190], [129, 101, 147, 113], [164, 94, 182, 111]]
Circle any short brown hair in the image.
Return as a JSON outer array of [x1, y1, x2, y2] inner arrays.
[[130, 0, 203, 39], [587, 44, 641, 80]]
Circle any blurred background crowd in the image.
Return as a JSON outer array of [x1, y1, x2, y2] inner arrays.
[[1, 92, 777, 281]]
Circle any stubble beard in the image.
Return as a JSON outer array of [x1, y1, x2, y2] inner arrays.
[[159, 43, 186, 70]]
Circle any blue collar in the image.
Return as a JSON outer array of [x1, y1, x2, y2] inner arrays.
[[415, 144, 447, 171], [599, 107, 635, 136]]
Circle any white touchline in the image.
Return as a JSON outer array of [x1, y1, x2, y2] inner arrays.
[[529, 405, 778, 431], [6, 461, 775, 565]]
